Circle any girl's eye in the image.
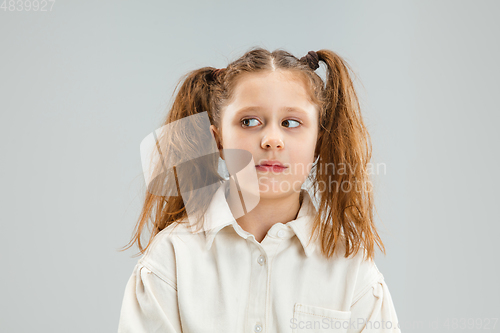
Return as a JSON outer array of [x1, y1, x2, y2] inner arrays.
[[282, 119, 301, 128], [241, 118, 260, 128], [241, 118, 302, 128]]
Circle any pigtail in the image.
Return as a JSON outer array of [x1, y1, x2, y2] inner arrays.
[[119, 67, 223, 257], [309, 50, 386, 261], [165, 67, 220, 124]]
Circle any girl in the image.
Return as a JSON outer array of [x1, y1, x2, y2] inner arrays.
[[117, 47, 401, 333]]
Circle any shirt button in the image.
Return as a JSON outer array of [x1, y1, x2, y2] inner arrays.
[[277, 230, 286, 238], [257, 255, 265, 265], [254, 324, 263, 332]]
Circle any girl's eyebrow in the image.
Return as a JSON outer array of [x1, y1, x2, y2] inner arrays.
[[235, 106, 308, 116]]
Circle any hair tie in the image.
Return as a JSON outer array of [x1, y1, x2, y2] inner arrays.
[[300, 51, 320, 70]]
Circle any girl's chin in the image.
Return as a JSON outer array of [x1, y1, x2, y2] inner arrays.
[[257, 181, 301, 194]]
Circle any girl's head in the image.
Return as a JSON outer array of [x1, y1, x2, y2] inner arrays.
[[120, 47, 385, 261]]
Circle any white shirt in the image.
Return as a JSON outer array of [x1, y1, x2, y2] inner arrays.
[[118, 180, 401, 332]]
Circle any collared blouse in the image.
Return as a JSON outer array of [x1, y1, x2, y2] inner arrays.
[[118, 180, 401, 332]]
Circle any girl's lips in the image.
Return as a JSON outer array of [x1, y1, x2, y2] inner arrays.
[[255, 165, 287, 173]]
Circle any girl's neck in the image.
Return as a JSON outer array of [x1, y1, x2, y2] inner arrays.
[[225, 180, 304, 243]]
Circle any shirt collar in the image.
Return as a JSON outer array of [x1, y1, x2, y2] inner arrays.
[[198, 179, 318, 257]]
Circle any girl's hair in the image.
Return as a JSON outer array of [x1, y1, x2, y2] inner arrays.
[[118, 46, 385, 261]]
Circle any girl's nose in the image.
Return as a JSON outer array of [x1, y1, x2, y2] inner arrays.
[[261, 128, 284, 149]]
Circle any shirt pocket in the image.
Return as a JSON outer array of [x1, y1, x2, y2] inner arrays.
[[292, 303, 352, 333]]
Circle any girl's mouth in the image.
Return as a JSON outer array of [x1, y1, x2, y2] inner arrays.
[[255, 165, 287, 173]]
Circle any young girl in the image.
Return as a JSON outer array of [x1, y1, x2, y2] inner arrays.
[[117, 47, 401, 333]]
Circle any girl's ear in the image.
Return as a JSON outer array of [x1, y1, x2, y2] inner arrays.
[[210, 124, 224, 160]]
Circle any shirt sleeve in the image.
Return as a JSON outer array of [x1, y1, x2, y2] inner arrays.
[[117, 262, 182, 333], [348, 276, 401, 333]]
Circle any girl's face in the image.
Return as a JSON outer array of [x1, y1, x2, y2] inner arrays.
[[211, 70, 319, 197]]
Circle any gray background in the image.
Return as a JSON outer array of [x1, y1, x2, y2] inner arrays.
[[1, 0, 499, 332]]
